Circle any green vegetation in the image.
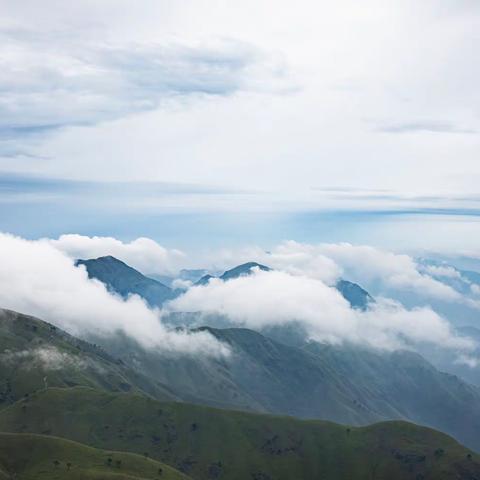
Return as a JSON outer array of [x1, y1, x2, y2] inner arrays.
[[0, 309, 177, 406], [1, 386, 479, 480], [2, 307, 480, 478], [0, 432, 190, 479]]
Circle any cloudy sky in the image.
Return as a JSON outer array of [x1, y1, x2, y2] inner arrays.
[[1, 0, 480, 250]]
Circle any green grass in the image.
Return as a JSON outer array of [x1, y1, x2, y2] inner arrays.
[[1, 386, 479, 480], [0, 432, 190, 479], [0, 309, 177, 407]]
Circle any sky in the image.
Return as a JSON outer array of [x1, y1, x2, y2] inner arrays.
[[1, 0, 480, 251]]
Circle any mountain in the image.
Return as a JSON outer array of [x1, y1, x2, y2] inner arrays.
[[336, 279, 374, 310], [4, 306, 480, 452], [421, 325, 480, 387], [94, 319, 480, 451], [0, 308, 178, 406], [77, 257, 374, 315], [179, 269, 210, 283], [5, 305, 480, 452], [0, 432, 189, 480], [76, 256, 174, 307], [195, 262, 271, 285], [195, 274, 216, 286], [0, 386, 478, 480], [196, 263, 373, 311], [220, 262, 271, 280]]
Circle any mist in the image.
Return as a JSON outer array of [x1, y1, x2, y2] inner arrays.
[[0, 233, 228, 357]]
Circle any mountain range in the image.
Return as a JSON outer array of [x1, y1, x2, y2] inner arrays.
[[68, 256, 480, 452], [2, 256, 480, 478], [0, 309, 479, 478]]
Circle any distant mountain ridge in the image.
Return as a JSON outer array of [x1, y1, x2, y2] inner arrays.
[[3, 307, 480, 452], [196, 262, 271, 285], [76, 255, 174, 307], [336, 279, 374, 310], [77, 256, 373, 311], [89, 313, 480, 451]]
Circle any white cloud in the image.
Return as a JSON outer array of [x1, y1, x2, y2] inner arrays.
[[168, 267, 474, 352], [196, 242, 340, 284], [0, 346, 93, 372], [265, 242, 341, 284], [0, 29, 293, 140], [306, 242, 463, 302], [171, 278, 193, 290], [471, 284, 480, 296], [0, 231, 476, 358], [48, 234, 186, 275], [202, 241, 465, 302], [421, 264, 463, 279], [1, 0, 479, 211], [0, 233, 228, 356], [455, 354, 480, 369]]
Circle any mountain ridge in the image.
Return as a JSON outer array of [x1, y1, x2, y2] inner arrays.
[[76, 255, 174, 307], [0, 386, 478, 480]]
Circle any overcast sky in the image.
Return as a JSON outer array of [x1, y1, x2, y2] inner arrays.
[[1, 0, 479, 250]]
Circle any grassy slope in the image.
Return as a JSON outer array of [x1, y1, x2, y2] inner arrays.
[[0, 432, 190, 480], [0, 387, 479, 480], [0, 309, 177, 406]]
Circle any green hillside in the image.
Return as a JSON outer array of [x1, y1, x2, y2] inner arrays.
[[5, 307, 480, 453], [100, 322, 480, 451], [0, 432, 190, 479], [1, 386, 478, 480], [0, 309, 177, 406]]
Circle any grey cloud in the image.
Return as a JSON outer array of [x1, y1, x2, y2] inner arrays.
[[0, 29, 294, 145]]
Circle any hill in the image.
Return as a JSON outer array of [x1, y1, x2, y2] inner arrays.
[[98, 322, 480, 451], [4, 307, 480, 451], [0, 432, 189, 479], [0, 308, 178, 406], [0, 386, 478, 480], [76, 256, 174, 307]]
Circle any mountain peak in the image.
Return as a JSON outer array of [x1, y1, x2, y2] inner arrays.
[[336, 279, 374, 310], [75, 256, 173, 307], [220, 262, 271, 281], [195, 274, 216, 286]]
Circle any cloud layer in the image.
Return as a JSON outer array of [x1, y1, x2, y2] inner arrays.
[[199, 240, 467, 302], [0, 233, 227, 356], [49, 234, 186, 275], [0, 231, 478, 360], [169, 267, 473, 352], [0, 29, 292, 140]]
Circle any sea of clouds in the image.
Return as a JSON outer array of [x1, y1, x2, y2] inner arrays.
[[0, 232, 479, 361]]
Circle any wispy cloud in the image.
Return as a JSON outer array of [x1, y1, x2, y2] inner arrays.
[[376, 121, 476, 134], [0, 172, 258, 207], [0, 28, 294, 149]]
